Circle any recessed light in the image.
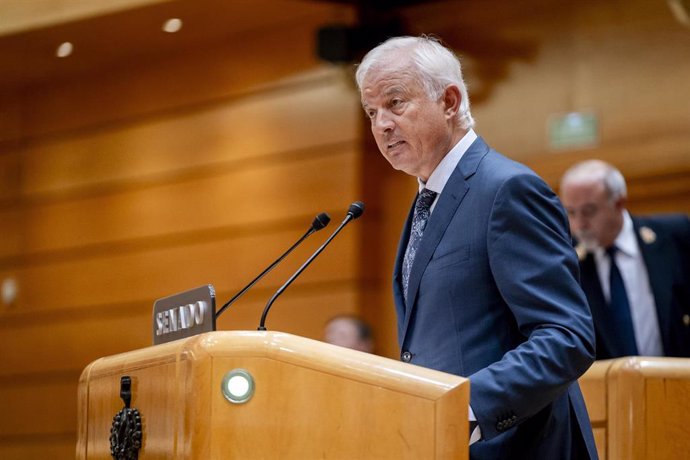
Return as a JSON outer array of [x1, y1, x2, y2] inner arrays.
[[221, 369, 255, 404], [2, 277, 17, 306], [162, 18, 183, 33], [56, 41, 73, 58]]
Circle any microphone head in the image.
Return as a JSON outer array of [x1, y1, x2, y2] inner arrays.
[[312, 212, 331, 231], [347, 201, 365, 220]]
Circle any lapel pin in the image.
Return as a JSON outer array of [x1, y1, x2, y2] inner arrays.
[[639, 226, 656, 244]]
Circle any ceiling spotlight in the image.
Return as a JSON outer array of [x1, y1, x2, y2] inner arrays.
[[162, 18, 183, 33], [56, 41, 73, 58], [668, 0, 690, 26]]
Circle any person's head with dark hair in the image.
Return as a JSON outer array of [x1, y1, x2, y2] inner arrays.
[[323, 315, 374, 353]]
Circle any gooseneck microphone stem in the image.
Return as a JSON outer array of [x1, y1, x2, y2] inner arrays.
[[258, 214, 355, 331], [215, 228, 312, 319], [215, 213, 330, 320]]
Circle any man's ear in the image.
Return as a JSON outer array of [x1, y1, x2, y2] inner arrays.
[[443, 85, 462, 119], [614, 195, 627, 212]]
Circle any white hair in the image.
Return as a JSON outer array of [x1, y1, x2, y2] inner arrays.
[[560, 159, 627, 202], [355, 35, 475, 130]]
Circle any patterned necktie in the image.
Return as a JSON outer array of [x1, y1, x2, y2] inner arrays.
[[606, 246, 639, 355], [402, 188, 437, 305]]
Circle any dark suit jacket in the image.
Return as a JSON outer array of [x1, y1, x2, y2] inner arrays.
[[393, 136, 598, 460], [578, 214, 690, 359]]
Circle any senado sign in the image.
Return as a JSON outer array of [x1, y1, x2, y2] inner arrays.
[[152, 285, 216, 345]]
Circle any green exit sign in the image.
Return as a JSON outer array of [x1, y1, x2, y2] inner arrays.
[[549, 111, 599, 151]]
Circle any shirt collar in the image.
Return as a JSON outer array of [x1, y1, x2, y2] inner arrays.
[[418, 129, 477, 193], [614, 211, 638, 257]]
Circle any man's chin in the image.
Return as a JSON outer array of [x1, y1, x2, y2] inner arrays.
[[390, 161, 415, 177]]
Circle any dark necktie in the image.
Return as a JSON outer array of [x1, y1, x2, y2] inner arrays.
[[606, 246, 638, 355], [402, 188, 437, 305]]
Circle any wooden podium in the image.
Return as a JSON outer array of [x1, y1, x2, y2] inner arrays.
[[77, 331, 469, 459], [579, 357, 690, 459]]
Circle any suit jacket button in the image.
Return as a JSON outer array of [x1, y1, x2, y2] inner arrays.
[[401, 351, 412, 362], [496, 421, 505, 432], [683, 314, 690, 327]]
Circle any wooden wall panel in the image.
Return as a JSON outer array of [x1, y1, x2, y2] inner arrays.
[[13, 149, 357, 254], [2, 0, 690, 457], [2, 7, 353, 144], [0, 98, 23, 148], [525, 140, 690, 215], [0, 377, 78, 436], [0, 440, 75, 460], [0, 150, 20, 201], [0, 0, 168, 35], [1, 227, 359, 313], [19, 73, 357, 196], [0, 208, 21, 258], [0, 4, 362, 456]]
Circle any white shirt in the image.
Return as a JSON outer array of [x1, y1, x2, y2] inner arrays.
[[593, 211, 664, 356], [418, 129, 477, 213]]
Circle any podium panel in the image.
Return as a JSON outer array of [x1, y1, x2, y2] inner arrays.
[[608, 357, 690, 460], [579, 357, 690, 460], [578, 359, 610, 458], [77, 331, 469, 459]]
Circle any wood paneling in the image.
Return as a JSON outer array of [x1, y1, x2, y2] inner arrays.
[[0, 5, 355, 142], [17, 72, 358, 197], [0, 438, 75, 460], [0, 0, 355, 99], [2, 0, 690, 457], [0, 0, 168, 35], [0, 2, 361, 456], [0, 375, 79, 437], [607, 357, 690, 460], [9, 150, 356, 255], [580, 358, 690, 460], [579, 360, 611, 459], [1, 225, 357, 309]]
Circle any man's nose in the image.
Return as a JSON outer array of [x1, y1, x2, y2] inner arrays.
[[570, 213, 588, 232], [373, 111, 394, 133]]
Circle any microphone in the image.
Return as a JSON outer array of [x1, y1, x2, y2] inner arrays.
[[257, 201, 365, 330], [214, 212, 331, 320]]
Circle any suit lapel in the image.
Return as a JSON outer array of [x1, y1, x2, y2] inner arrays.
[[399, 137, 488, 346], [633, 218, 672, 353]]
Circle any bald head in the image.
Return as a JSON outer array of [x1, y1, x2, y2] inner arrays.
[[323, 315, 374, 353], [559, 160, 627, 250]]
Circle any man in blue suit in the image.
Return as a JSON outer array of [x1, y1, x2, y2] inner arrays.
[[560, 159, 690, 359], [356, 36, 598, 459]]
